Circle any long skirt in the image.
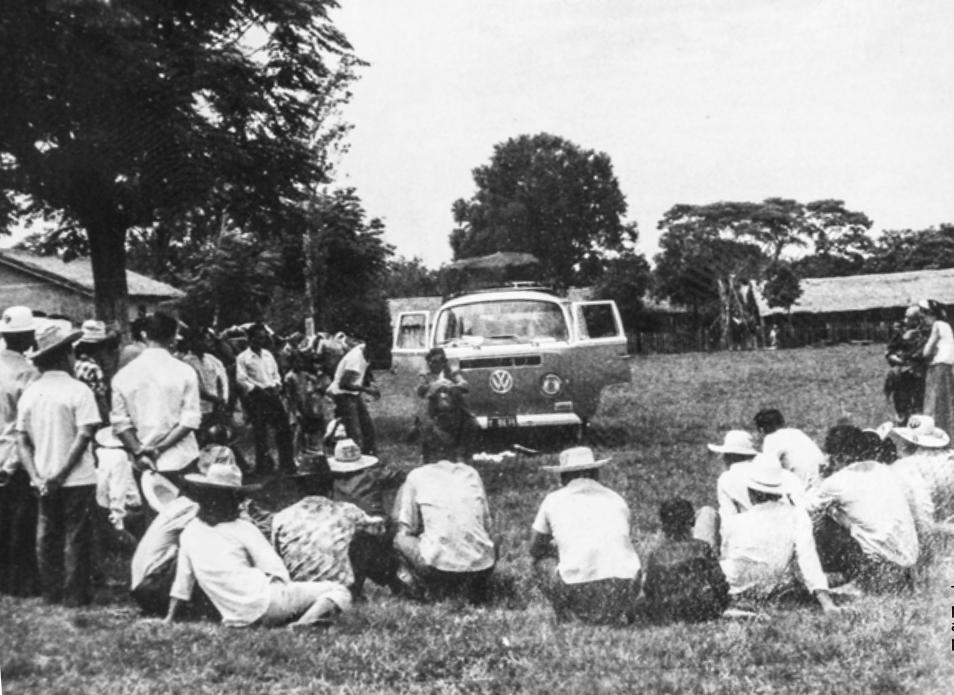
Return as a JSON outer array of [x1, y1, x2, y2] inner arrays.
[[923, 363, 954, 438]]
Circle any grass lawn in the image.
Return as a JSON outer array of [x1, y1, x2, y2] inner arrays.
[[3, 344, 954, 694]]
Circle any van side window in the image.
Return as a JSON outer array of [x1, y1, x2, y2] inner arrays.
[[577, 303, 620, 340], [397, 314, 427, 349]]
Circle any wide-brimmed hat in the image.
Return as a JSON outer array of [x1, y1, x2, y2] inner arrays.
[[184, 462, 263, 491], [739, 453, 789, 495], [94, 426, 124, 449], [77, 319, 112, 344], [707, 431, 758, 456], [542, 446, 611, 473], [328, 438, 378, 473], [892, 415, 950, 449], [30, 320, 82, 362], [1, 306, 38, 334], [141, 471, 181, 512]]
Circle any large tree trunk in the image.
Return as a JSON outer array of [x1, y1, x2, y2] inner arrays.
[[86, 221, 130, 336]]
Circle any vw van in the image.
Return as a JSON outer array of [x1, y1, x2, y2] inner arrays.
[[391, 286, 631, 435]]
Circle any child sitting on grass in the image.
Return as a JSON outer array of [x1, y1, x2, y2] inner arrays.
[[642, 498, 730, 624]]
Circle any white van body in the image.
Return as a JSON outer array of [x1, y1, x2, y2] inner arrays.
[[392, 287, 631, 431]]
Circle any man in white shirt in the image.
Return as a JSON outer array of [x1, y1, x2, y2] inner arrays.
[[808, 424, 918, 593], [755, 409, 823, 490], [0, 306, 40, 597], [17, 320, 101, 606], [181, 328, 229, 432], [393, 457, 495, 602], [111, 313, 202, 483], [235, 324, 294, 475], [327, 337, 380, 455], [718, 456, 837, 613], [529, 447, 642, 624]]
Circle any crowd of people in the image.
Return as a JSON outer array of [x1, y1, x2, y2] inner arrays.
[[1, 300, 953, 630]]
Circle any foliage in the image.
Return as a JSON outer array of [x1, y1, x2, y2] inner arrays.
[[862, 224, 954, 274], [0, 0, 358, 323], [590, 252, 653, 332], [381, 256, 440, 298], [763, 262, 803, 312], [449, 133, 638, 288], [2, 345, 949, 694]]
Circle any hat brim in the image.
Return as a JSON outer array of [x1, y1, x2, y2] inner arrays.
[[182, 473, 263, 492], [31, 330, 83, 361], [745, 478, 789, 495], [707, 444, 758, 456], [141, 472, 180, 512], [542, 457, 611, 473], [891, 428, 950, 448], [328, 455, 378, 473]]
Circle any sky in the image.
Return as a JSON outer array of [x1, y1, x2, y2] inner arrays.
[[331, 0, 954, 268]]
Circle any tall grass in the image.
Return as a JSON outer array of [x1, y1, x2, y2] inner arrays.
[[2, 345, 952, 694]]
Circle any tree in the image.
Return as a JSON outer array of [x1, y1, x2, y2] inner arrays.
[[1, 0, 357, 328], [794, 200, 874, 277], [862, 224, 954, 274], [590, 252, 652, 333], [381, 256, 440, 298], [449, 133, 638, 288], [763, 262, 803, 312]]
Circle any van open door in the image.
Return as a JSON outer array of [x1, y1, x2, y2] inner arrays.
[[571, 300, 631, 385], [392, 311, 430, 375]]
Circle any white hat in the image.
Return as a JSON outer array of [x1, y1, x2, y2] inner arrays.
[[739, 453, 789, 495], [1, 306, 37, 333], [30, 319, 82, 361], [184, 462, 262, 491], [892, 415, 950, 449], [542, 446, 611, 473], [328, 438, 378, 473], [707, 431, 758, 456], [141, 471, 181, 512], [77, 319, 111, 344], [94, 426, 123, 448]]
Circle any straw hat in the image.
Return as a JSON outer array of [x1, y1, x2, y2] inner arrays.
[[0, 306, 37, 334], [141, 471, 181, 512], [892, 415, 950, 449], [739, 453, 789, 495], [542, 446, 611, 473], [707, 431, 758, 456], [77, 319, 112, 344], [327, 438, 378, 473], [94, 426, 124, 449], [30, 320, 82, 361], [184, 463, 263, 491]]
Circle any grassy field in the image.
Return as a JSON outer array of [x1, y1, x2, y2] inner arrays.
[[2, 344, 954, 694]]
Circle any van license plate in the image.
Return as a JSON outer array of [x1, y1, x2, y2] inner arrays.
[[488, 416, 518, 429]]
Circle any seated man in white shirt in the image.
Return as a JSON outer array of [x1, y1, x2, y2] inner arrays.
[[717, 455, 837, 613], [393, 457, 495, 602], [529, 447, 642, 624], [808, 424, 919, 593], [755, 409, 823, 491], [166, 463, 351, 628]]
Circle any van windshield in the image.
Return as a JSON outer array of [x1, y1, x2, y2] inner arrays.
[[435, 300, 569, 345]]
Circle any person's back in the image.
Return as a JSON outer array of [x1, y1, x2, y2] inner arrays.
[[761, 428, 823, 490]]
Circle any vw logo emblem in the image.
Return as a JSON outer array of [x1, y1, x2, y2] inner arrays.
[[489, 369, 514, 394]]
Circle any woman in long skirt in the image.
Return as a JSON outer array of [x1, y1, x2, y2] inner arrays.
[[920, 299, 954, 437]]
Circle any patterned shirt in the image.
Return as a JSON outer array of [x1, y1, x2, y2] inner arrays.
[[271, 496, 379, 587], [75, 356, 109, 423], [892, 450, 954, 524]]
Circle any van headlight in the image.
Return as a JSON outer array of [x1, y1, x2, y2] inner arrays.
[[540, 373, 563, 397]]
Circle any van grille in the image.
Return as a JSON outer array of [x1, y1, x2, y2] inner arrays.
[[459, 355, 543, 370]]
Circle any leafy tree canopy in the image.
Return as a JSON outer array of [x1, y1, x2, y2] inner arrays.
[[449, 133, 638, 288], [763, 262, 803, 311], [381, 256, 440, 298], [862, 224, 954, 274], [1, 0, 357, 324]]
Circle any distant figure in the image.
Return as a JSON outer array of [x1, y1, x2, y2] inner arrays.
[[919, 299, 954, 439], [643, 498, 729, 624], [181, 328, 229, 437], [74, 319, 116, 424], [755, 409, 823, 491], [529, 447, 642, 624], [884, 306, 927, 423], [767, 325, 779, 350], [327, 336, 380, 455], [416, 348, 476, 463]]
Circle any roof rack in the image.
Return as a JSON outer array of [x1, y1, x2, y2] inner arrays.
[[447, 282, 559, 299]]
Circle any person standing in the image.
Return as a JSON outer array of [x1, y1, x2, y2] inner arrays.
[[111, 313, 202, 486], [181, 328, 229, 437], [919, 299, 954, 438], [529, 447, 642, 624], [236, 324, 294, 475], [73, 319, 116, 424], [0, 306, 40, 597], [17, 320, 101, 606], [884, 306, 928, 423], [327, 336, 380, 455]]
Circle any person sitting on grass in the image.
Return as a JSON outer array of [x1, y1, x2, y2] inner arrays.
[[643, 498, 729, 624], [755, 409, 824, 491], [393, 451, 495, 603], [529, 447, 642, 625], [807, 424, 920, 594], [165, 463, 352, 628], [700, 454, 837, 613]]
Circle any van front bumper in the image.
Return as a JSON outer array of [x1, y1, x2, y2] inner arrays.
[[474, 413, 582, 429]]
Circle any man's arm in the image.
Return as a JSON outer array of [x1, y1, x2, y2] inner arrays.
[[793, 509, 838, 613], [340, 369, 379, 399], [528, 530, 555, 561], [16, 431, 41, 487], [45, 424, 96, 491]]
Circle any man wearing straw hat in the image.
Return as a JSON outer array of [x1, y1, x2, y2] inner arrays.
[[716, 454, 837, 613], [74, 319, 117, 423], [529, 446, 642, 624], [166, 463, 352, 628], [16, 319, 101, 606], [0, 306, 40, 597]]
